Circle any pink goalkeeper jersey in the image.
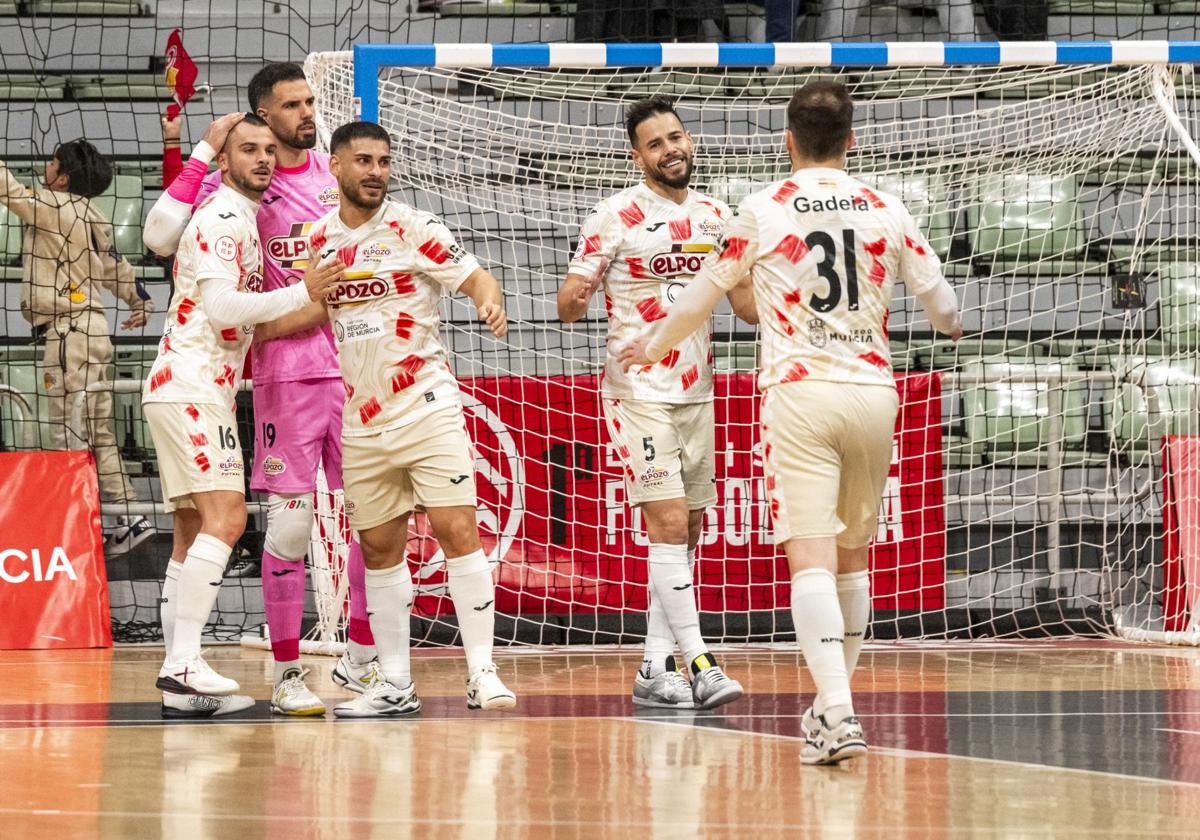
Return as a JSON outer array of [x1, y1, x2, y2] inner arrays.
[[197, 152, 342, 384]]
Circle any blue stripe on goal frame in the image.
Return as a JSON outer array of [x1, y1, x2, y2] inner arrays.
[[352, 40, 1200, 122]]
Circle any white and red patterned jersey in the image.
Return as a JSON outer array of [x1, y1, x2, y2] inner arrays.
[[697, 167, 944, 389], [143, 186, 264, 406], [568, 183, 729, 404], [311, 198, 479, 437]]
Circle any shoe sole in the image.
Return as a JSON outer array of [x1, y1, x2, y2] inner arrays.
[[696, 683, 744, 710], [468, 694, 517, 711], [632, 694, 696, 710], [332, 704, 421, 718], [270, 704, 328, 717], [803, 741, 869, 766], [156, 675, 237, 697]]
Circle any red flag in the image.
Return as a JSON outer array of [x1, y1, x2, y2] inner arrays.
[[164, 28, 197, 119]]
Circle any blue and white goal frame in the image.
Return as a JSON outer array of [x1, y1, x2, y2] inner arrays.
[[351, 39, 1200, 122]]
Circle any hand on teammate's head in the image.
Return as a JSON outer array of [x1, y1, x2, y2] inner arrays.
[[202, 112, 246, 152], [302, 257, 344, 302]]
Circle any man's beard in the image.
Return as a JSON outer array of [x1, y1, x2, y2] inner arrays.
[[343, 179, 386, 211], [647, 154, 693, 190], [229, 166, 270, 195], [281, 125, 318, 150]]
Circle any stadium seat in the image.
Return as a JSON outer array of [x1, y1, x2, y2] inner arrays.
[[69, 74, 172, 101], [438, 1, 572, 15], [961, 359, 1089, 462], [861, 171, 955, 258], [1109, 356, 1200, 451], [0, 74, 67, 101], [27, 0, 148, 15], [916, 338, 1044, 371], [1158, 263, 1199, 352], [0, 202, 22, 266], [91, 174, 145, 263], [969, 173, 1084, 263], [1046, 0, 1156, 12]]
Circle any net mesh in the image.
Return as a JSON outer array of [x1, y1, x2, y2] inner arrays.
[[302, 53, 1200, 642]]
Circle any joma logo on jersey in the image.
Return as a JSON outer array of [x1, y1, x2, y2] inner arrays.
[[649, 243, 714, 278], [267, 222, 315, 269], [328, 274, 389, 305]]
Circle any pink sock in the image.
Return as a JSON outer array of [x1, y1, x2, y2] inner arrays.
[[261, 549, 304, 663], [346, 541, 376, 647]]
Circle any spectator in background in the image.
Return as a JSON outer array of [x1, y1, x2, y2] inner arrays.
[[0, 141, 155, 553], [759, 0, 979, 41]]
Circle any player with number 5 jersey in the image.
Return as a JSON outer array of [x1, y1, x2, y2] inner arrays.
[[620, 82, 962, 764]]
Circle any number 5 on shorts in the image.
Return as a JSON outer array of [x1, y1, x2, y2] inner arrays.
[[643, 436, 655, 462]]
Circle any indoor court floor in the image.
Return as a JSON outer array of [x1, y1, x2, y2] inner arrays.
[[3, 641, 1200, 838]]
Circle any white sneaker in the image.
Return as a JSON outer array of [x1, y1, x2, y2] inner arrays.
[[632, 669, 695, 709], [105, 515, 155, 555], [466, 664, 516, 711], [270, 668, 327, 716], [331, 653, 381, 694], [690, 665, 744, 710], [801, 714, 869, 765], [161, 692, 255, 719], [332, 674, 421, 718], [156, 655, 239, 696]]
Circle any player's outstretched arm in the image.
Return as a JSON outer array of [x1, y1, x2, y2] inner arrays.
[[916, 280, 963, 342], [143, 112, 244, 257], [459, 267, 508, 338], [557, 257, 609, 323], [255, 301, 330, 343], [618, 274, 727, 369]]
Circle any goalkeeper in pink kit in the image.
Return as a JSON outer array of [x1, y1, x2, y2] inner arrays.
[[145, 63, 377, 715]]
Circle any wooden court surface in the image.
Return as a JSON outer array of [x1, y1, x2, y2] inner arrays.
[[3, 641, 1200, 839]]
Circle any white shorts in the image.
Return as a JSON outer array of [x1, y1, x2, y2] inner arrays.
[[342, 405, 477, 531], [603, 398, 716, 509], [144, 401, 245, 512], [761, 381, 898, 548]]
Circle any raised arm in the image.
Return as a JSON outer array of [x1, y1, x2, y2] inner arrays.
[[0, 157, 38, 226], [143, 113, 245, 257]]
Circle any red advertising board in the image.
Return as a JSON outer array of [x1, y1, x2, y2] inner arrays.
[[0, 451, 112, 649], [404, 373, 945, 617], [1162, 435, 1200, 632]]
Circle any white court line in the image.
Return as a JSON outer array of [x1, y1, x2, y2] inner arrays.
[[1155, 727, 1200, 736], [623, 716, 1200, 790]]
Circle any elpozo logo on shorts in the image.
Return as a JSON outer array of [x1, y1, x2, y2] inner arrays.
[[640, 465, 671, 486], [262, 456, 286, 476], [217, 455, 243, 476], [328, 271, 389, 306]]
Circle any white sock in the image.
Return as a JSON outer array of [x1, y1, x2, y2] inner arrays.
[[791, 568, 853, 724], [274, 659, 302, 686], [169, 534, 231, 664], [346, 639, 373, 665], [647, 543, 707, 668], [642, 589, 675, 677], [838, 570, 871, 676], [446, 549, 495, 674], [160, 559, 183, 656], [365, 563, 414, 687]]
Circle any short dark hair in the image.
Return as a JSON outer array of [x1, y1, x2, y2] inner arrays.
[[624, 96, 682, 146], [786, 81, 854, 161], [329, 121, 391, 155], [53, 139, 112, 197], [224, 112, 270, 146], [247, 62, 307, 111]]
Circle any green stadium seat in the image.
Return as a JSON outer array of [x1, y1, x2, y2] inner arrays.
[[861, 171, 955, 258], [1159, 263, 1200, 352], [916, 339, 1044, 371], [969, 173, 1084, 263], [0, 74, 67, 101], [1109, 356, 1200, 451], [961, 359, 1089, 462], [0, 202, 22, 266], [91, 174, 145, 263]]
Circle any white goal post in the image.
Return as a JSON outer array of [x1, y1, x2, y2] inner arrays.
[[294, 40, 1200, 650]]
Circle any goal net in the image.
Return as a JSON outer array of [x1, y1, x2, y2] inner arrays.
[[297, 43, 1200, 647]]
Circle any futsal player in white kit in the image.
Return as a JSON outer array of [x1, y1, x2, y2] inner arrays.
[[261, 120, 517, 716], [621, 82, 962, 762], [559, 97, 755, 710], [142, 115, 341, 715]]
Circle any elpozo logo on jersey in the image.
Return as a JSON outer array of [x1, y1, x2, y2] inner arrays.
[[328, 270, 389, 306], [267, 221, 315, 269], [359, 242, 392, 264], [317, 186, 340, 207], [649, 242, 714, 279]]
